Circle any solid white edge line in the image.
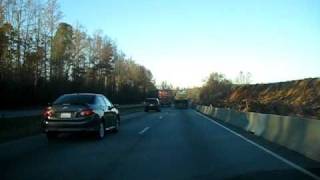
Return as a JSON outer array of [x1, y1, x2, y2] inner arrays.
[[139, 127, 150, 135], [194, 110, 320, 180]]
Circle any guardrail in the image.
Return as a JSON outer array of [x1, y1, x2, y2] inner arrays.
[[0, 104, 144, 119], [118, 104, 144, 115], [118, 104, 144, 110], [196, 105, 320, 162]]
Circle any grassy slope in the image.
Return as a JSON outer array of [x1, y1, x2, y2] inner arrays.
[[225, 78, 320, 118]]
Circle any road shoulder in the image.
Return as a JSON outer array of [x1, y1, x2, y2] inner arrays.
[[194, 109, 320, 178]]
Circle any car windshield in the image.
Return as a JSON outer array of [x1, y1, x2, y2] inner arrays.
[[53, 95, 95, 105]]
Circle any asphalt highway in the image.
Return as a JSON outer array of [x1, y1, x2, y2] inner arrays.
[[1, 108, 319, 180]]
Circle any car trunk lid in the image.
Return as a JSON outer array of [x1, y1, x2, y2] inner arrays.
[[51, 104, 89, 119]]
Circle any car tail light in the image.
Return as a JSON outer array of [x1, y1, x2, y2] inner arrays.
[[43, 107, 54, 118], [80, 109, 94, 116]]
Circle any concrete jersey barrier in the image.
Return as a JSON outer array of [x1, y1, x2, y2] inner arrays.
[[196, 105, 320, 162]]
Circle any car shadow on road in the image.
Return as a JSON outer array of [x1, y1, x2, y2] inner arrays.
[[46, 131, 117, 144]]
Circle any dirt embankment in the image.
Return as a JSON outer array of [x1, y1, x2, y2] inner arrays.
[[223, 78, 320, 119]]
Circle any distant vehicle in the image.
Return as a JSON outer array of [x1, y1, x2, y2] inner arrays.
[[158, 89, 174, 107], [144, 98, 161, 112], [174, 90, 189, 109], [42, 93, 120, 140], [174, 99, 189, 109]]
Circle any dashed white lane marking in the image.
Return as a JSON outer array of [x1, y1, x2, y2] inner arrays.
[[139, 127, 150, 135], [195, 111, 320, 180]]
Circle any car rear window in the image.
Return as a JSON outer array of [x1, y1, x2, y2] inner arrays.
[[53, 95, 95, 105], [145, 99, 158, 104]]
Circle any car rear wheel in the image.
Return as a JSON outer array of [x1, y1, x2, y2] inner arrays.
[[96, 121, 105, 139]]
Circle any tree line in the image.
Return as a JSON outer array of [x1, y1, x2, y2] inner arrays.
[[0, 0, 156, 109], [188, 71, 252, 106]]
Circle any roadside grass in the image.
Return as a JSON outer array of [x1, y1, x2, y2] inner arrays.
[[0, 116, 42, 143]]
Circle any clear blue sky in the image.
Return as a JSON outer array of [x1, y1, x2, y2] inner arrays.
[[60, 0, 320, 87]]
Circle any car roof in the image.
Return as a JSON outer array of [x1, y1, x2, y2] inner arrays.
[[62, 93, 104, 97]]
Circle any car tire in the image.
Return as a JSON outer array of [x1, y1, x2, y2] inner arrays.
[[144, 108, 148, 112], [46, 132, 58, 140], [96, 121, 105, 140]]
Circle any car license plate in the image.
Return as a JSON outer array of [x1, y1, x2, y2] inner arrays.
[[60, 113, 71, 118]]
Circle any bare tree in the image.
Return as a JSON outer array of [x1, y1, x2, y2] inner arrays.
[[44, 0, 62, 79], [235, 71, 252, 84], [71, 23, 87, 82], [0, 0, 4, 24], [159, 81, 173, 90], [199, 72, 232, 106], [0, 0, 157, 108]]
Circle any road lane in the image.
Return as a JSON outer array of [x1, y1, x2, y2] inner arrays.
[[106, 109, 317, 180], [195, 111, 320, 180], [0, 108, 318, 180], [139, 127, 150, 135], [0, 111, 157, 180]]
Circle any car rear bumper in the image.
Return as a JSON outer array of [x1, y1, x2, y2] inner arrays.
[[145, 106, 160, 110], [42, 117, 101, 132]]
